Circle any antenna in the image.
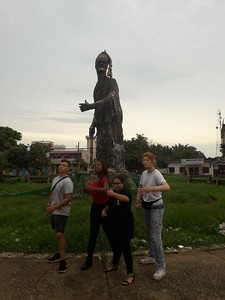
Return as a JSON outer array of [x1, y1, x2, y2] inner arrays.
[[216, 109, 222, 157]]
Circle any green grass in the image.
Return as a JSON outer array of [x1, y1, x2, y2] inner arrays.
[[162, 175, 225, 247], [0, 175, 225, 253]]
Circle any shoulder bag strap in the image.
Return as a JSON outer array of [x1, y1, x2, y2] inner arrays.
[[51, 176, 69, 193]]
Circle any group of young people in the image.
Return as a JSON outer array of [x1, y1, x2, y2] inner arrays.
[[45, 151, 170, 285]]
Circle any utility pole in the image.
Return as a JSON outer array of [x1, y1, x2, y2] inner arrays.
[[90, 137, 93, 165], [216, 109, 222, 157], [77, 142, 80, 171]]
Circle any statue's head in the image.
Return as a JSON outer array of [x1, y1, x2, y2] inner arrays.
[[95, 50, 112, 77]]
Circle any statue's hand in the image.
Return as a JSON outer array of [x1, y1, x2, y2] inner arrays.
[[79, 100, 90, 112], [89, 125, 95, 137]]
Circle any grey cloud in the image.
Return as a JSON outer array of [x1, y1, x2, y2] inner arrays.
[[1, 0, 225, 158], [48, 115, 92, 124]]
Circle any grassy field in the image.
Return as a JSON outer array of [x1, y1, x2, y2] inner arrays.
[[0, 175, 225, 253]]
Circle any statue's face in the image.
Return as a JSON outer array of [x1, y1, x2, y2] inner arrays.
[[95, 59, 108, 73]]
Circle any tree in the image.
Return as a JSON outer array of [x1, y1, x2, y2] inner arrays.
[[6, 144, 29, 176], [170, 144, 205, 160], [0, 126, 22, 177], [124, 135, 207, 173], [149, 143, 173, 168], [0, 126, 22, 151], [0, 152, 7, 180], [28, 142, 53, 175], [79, 158, 88, 172], [124, 134, 150, 172]]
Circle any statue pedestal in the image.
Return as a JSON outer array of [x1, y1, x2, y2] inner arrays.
[[72, 171, 140, 197]]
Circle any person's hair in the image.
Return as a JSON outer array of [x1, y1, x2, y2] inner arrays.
[[61, 159, 71, 169], [112, 174, 125, 184], [142, 152, 157, 167], [97, 160, 108, 178]]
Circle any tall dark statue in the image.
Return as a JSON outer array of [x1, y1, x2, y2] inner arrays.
[[79, 51, 125, 172]]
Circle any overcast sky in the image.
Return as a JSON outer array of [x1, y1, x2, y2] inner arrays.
[[1, 0, 225, 157]]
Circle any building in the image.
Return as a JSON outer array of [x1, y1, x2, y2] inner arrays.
[[49, 145, 80, 172], [48, 137, 96, 173], [167, 158, 225, 176]]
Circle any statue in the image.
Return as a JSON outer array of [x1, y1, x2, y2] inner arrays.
[[79, 51, 125, 172]]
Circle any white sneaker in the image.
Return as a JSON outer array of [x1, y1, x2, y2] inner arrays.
[[152, 268, 166, 280], [140, 256, 156, 264]]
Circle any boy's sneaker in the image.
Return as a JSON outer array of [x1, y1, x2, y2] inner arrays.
[[153, 268, 166, 280], [140, 256, 156, 264], [48, 253, 60, 263], [59, 260, 67, 273]]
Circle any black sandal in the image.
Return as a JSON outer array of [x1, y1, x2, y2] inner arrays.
[[122, 274, 135, 286], [103, 265, 118, 273]]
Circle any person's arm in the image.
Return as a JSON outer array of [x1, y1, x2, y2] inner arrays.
[[84, 181, 109, 193], [45, 193, 73, 214], [89, 181, 109, 193], [138, 181, 170, 194], [101, 205, 110, 218], [45, 195, 53, 216], [136, 184, 142, 208], [48, 195, 52, 205], [107, 188, 130, 202]]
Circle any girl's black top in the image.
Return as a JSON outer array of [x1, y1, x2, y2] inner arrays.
[[107, 187, 134, 239]]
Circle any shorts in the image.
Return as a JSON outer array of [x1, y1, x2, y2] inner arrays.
[[51, 214, 68, 233]]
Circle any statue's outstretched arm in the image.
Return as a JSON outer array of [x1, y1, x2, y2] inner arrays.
[[79, 100, 96, 112], [79, 91, 118, 112], [79, 78, 119, 112]]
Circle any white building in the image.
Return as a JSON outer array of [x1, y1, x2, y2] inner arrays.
[[167, 158, 225, 176]]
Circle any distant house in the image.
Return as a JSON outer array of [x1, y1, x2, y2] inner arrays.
[[167, 158, 225, 176], [48, 137, 96, 173], [49, 145, 80, 173]]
